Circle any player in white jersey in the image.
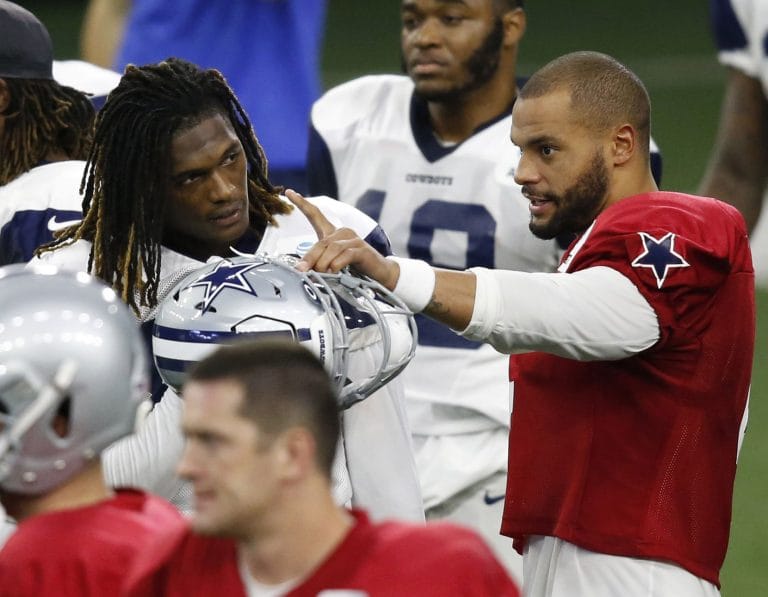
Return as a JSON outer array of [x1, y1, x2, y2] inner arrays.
[[53, 59, 121, 110], [702, 0, 768, 285], [31, 58, 424, 523], [308, 0, 663, 576], [0, 2, 100, 265]]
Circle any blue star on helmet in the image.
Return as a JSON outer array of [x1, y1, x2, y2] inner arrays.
[[188, 259, 265, 312], [631, 232, 689, 289]]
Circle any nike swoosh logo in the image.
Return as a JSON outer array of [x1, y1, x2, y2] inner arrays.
[[48, 215, 82, 232], [483, 490, 505, 506]]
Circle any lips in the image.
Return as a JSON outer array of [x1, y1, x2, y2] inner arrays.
[[409, 55, 447, 75], [522, 188, 555, 217], [193, 489, 216, 508], [208, 203, 245, 227]]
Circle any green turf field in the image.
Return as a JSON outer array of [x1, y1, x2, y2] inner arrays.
[[19, 1, 768, 594]]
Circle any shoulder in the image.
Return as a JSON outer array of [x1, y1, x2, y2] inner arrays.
[[312, 75, 412, 130], [29, 239, 92, 271], [124, 528, 240, 596], [305, 195, 378, 230], [0, 161, 86, 211], [712, 0, 768, 76], [569, 192, 752, 293], [53, 60, 121, 99], [371, 520, 519, 593], [116, 489, 186, 524], [600, 192, 747, 237], [273, 195, 378, 238]]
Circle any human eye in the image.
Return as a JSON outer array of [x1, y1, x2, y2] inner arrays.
[[442, 13, 464, 26], [195, 431, 225, 451], [402, 13, 420, 30], [540, 145, 556, 158], [178, 171, 204, 186], [222, 148, 241, 166]]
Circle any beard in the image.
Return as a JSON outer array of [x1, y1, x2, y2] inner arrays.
[[527, 150, 610, 240], [402, 17, 505, 103]]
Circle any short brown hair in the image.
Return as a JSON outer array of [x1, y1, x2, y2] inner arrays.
[[520, 51, 651, 155], [186, 339, 340, 478]]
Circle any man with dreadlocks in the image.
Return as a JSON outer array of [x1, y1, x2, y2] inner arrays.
[[0, 1, 97, 265], [31, 57, 424, 523]]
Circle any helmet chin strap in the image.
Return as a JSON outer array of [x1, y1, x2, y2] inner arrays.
[[0, 359, 78, 462]]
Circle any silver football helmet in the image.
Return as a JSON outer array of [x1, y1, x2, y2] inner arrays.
[[152, 254, 417, 409], [0, 265, 150, 495]]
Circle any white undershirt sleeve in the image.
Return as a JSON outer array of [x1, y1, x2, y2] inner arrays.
[[102, 386, 187, 501], [461, 266, 660, 361]]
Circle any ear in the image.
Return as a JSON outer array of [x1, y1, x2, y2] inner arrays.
[[612, 124, 636, 166], [274, 427, 317, 482], [0, 79, 10, 114], [502, 7, 526, 47]]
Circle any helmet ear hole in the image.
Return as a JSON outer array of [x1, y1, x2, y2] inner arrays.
[[194, 302, 218, 313], [50, 396, 72, 439]]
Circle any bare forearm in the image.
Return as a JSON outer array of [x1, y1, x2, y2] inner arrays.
[[80, 0, 131, 67], [700, 69, 768, 232], [423, 269, 477, 331]]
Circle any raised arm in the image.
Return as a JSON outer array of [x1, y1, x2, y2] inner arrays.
[[286, 189, 478, 330], [285, 190, 658, 360], [700, 68, 768, 232], [80, 0, 132, 68]]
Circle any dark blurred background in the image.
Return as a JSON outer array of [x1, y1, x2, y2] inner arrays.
[[16, 2, 766, 594]]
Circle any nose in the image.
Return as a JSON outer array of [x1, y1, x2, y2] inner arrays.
[[411, 17, 442, 47], [176, 442, 198, 482], [209, 169, 237, 203], [514, 152, 540, 187]]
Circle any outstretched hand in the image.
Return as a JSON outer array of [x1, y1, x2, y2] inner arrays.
[[285, 189, 400, 290]]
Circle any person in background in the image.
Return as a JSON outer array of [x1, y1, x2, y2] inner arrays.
[[81, 0, 326, 193], [124, 339, 520, 597], [32, 58, 423, 523], [700, 0, 768, 286], [0, 0, 97, 265]]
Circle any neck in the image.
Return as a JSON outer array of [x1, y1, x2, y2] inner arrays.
[[2, 460, 112, 522], [238, 481, 354, 586], [43, 148, 70, 163], [603, 166, 659, 212], [427, 61, 518, 143]]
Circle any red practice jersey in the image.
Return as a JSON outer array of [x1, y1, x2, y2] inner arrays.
[[503, 192, 754, 587], [0, 489, 184, 596], [125, 509, 520, 596]]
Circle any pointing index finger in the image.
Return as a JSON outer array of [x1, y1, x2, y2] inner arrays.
[[285, 189, 336, 240]]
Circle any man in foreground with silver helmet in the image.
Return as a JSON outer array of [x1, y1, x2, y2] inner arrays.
[[0, 265, 183, 595], [31, 58, 424, 522]]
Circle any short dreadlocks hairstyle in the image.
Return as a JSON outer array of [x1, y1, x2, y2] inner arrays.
[[39, 58, 289, 314], [0, 78, 94, 185]]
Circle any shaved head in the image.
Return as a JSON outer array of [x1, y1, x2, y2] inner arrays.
[[519, 51, 651, 155]]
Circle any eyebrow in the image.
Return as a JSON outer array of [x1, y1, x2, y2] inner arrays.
[[172, 140, 242, 179], [402, 0, 469, 10], [513, 134, 560, 148]]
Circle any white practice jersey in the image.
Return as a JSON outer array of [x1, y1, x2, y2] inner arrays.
[[0, 161, 84, 265], [309, 75, 563, 435], [29, 195, 424, 523], [52, 60, 121, 110], [714, 0, 768, 95], [712, 0, 768, 284]]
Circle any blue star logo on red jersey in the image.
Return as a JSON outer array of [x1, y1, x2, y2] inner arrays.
[[188, 259, 264, 312], [631, 232, 689, 289]]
